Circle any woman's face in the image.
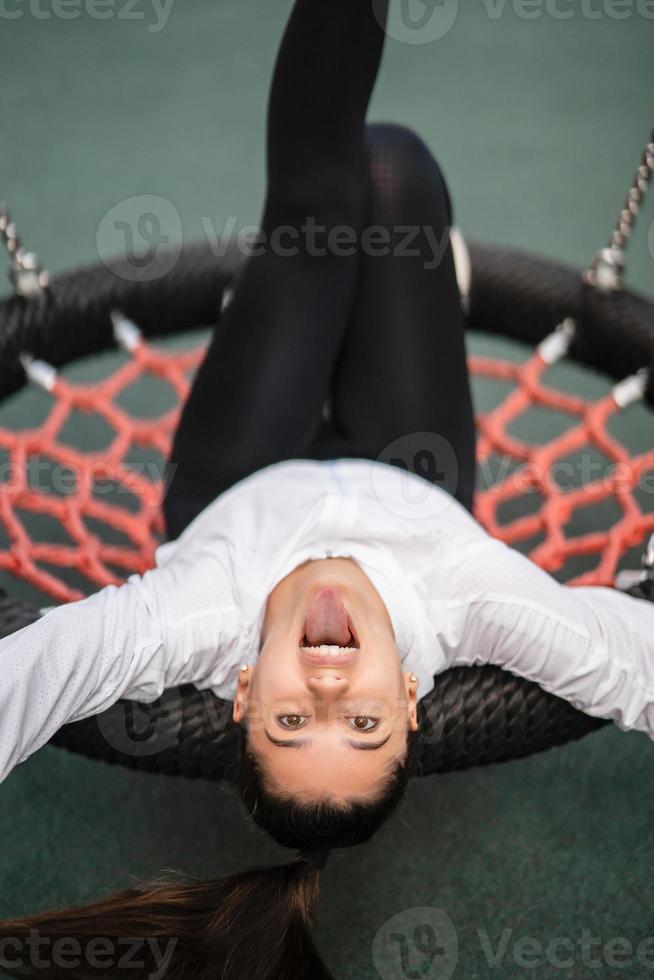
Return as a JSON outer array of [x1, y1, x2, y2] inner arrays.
[[232, 558, 419, 803]]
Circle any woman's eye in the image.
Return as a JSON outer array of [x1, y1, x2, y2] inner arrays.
[[277, 714, 310, 729], [347, 716, 379, 733]]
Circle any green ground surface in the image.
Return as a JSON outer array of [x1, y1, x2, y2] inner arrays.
[[1, 2, 654, 978]]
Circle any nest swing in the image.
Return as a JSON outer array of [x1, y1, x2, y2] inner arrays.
[[1, 132, 653, 779]]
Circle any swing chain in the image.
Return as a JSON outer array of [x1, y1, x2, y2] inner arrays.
[[0, 202, 49, 298], [585, 128, 654, 292]]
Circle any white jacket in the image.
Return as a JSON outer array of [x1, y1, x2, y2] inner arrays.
[[1, 458, 653, 783]]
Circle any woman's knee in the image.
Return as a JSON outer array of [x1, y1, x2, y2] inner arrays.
[[365, 122, 432, 162], [363, 122, 453, 225]]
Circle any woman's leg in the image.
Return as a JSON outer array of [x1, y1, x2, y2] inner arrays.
[[164, 0, 389, 539], [309, 123, 477, 512]]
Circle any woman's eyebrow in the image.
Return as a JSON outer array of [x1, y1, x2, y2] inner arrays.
[[347, 733, 392, 750], [265, 731, 310, 749], [264, 731, 392, 750]]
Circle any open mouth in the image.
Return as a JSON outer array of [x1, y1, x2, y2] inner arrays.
[[299, 640, 359, 667], [299, 586, 360, 664], [300, 616, 359, 656]]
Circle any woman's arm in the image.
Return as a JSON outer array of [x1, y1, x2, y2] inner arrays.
[[0, 552, 237, 784], [431, 534, 654, 737]]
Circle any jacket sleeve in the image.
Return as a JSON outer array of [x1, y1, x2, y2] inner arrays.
[[432, 534, 654, 738], [0, 551, 238, 784]]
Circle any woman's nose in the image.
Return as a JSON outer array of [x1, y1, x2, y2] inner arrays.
[[307, 674, 349, 701]]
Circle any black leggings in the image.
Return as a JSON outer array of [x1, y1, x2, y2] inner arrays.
[[164, 0, 476, 540]]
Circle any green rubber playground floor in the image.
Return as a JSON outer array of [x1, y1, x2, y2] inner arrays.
[[1, 2, 654, 978]]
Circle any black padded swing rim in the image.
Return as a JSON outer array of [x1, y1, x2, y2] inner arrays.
[[1, 238, 653, 780], [1, 239, 653, 399]]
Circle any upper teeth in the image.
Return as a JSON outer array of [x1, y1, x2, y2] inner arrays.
[[302, 644, 357, 655]]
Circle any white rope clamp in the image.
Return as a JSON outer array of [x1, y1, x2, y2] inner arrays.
[[537, 318, 576, 366], [616, 531, 654, 593], [612, 368, 649, 409], [220, 286, 235, 313], [19, 353, 57, 392], [450, 227, 471, 315], [111, 310, 143, 352]]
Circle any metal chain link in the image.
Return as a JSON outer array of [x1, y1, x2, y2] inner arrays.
[[584, 132, 654, 576], [585, 129, 654, 291], [0, 202, 49, 297], [608, 130, 654, 254]]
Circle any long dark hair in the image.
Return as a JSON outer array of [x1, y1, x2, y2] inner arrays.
[[0, 728, 421, 979]]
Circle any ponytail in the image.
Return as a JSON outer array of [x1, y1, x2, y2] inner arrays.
[[0, 860, 334, 980], [0, 725, 420, 978]]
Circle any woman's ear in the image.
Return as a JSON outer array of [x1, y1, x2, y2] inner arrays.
[[232, 664, 253, 723], [403, 671, 419, 732]]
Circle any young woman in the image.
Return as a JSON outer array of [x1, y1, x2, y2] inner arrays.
[[1, 0, 654, 976]]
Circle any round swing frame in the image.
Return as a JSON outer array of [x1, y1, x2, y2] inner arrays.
[[1, 237, 654, 780]]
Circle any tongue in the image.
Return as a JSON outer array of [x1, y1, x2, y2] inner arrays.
[[304, 587, 352, 647]]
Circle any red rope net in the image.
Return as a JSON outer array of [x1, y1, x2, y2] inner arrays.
[[473, 347, 654, 587], [1, 330, 653, 603]]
